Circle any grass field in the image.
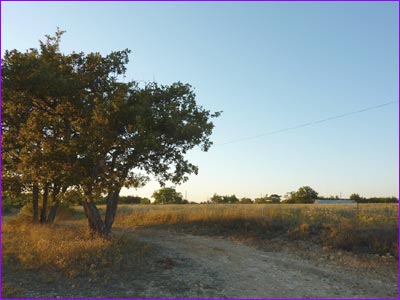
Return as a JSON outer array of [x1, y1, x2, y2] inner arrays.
[[2, 203, 398, 297], [113, 203, 398, 257]]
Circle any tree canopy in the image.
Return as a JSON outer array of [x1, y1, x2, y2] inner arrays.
[[2, 30, 220, 236], [284, 186, 318, 204], [152, 187, 184, 204]]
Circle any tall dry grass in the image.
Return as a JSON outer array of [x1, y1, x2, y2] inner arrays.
[[115, 203, 398, 257], [2, 217, 151, 279]]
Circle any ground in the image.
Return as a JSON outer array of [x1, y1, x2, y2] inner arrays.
[[3, 226, 398, 298]]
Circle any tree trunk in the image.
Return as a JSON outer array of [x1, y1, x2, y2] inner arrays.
[[32, 183, 39, 222], [47, 202, 59, 223], [40, 184, 49, 223], [82, 192, 105, 236], [104, 190, 120, 237], [47, 185, 61, 224]]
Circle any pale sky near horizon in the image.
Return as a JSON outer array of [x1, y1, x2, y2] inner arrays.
[[2, 2, 398, 202]]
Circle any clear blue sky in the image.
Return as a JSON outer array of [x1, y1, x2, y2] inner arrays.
[[2, 2, 398, 201]]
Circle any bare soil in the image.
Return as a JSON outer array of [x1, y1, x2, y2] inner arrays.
[[3, 227, 398, 298]]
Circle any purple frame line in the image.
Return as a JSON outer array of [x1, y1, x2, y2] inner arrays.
[[2, 298, 399, 300], [397, 3, 400, 299], [1, 1, 3, 300], [0, 1, 398, 300], [0, 0, 399, 2]]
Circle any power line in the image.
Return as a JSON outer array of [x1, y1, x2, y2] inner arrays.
[[216, 100, 397, 146]]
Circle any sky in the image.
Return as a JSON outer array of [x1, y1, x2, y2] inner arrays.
[[2, 2, 398, 201]]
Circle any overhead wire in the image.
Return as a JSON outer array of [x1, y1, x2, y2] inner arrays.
[[216, 100, 397, 146]]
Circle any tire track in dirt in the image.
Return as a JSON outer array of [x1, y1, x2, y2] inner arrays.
[[132, 228, 398, 298]]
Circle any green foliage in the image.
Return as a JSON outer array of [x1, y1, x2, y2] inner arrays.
[[140, 198, 151, 205], [350, 193, 362, 200], [2, 192, 31, 210], [59, 189, 85, 205], [118, 196, 152, 204], [254, 194, 281, 204], [254, 196, 269, 204], [268, 194, 281, 203], [3, 29, 80, 195], [120, 196, 142, 204], [3, 30, 219, 229], [349, 193, 397, 203], [210, 194, 239, 204], [283, 186, 318, 204], [152, 187, 184, 204], [357, 197, 398, 203], [19, 200, 75, 220], [240, 197, 253, 204]]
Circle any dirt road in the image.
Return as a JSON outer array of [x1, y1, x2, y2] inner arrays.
[[129, 228, 398, 298], [4, 227, 397, 298]]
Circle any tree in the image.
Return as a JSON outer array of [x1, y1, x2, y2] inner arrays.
[[2, 30, 83, 223], [254, 195, 269, 204], [140, 198, 151, 205], [210, 194, 224, 204], [152, 187, 184, 204], [240, 197, 253, 204], [119, 196, 144, 204], [3, 30, 220, 236], [254, 198, 267, 204], [268, 194, 281, 203], [358, 197, 398, 203], [210, 194, 239, 204], [223, 195, 239, 204], [254, 194, 281, 204], [350, 193, 362, 201], [284, 186, 318, 204]]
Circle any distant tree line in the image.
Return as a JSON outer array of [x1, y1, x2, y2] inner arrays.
[[96, 195, 151, 205], [203, 193, 282, 204], [199, 186, 398, 204], [349, 193, 398, 203], [3, 185, 397, 215]]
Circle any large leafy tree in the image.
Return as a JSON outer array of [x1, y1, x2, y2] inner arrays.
[[2, 30, 220, 236], [2, 30, 83, 222], [152, 187, 184, 204]]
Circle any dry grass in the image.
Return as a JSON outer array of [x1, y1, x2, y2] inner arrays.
[[115, 203, 398, 257], [2, 203, 397, 285], [2, 217, 151, 280]]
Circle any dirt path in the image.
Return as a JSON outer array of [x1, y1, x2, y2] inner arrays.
[[128, 228, 398, 298], [3, 227, 398, 298]]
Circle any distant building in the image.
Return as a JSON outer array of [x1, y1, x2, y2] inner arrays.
[[314, 199, 356, 204]]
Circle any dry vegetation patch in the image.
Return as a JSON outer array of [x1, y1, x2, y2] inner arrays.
[[2, 203, 398, 298], [116, 203, 398, 257], [2, 217, 151, 280]]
